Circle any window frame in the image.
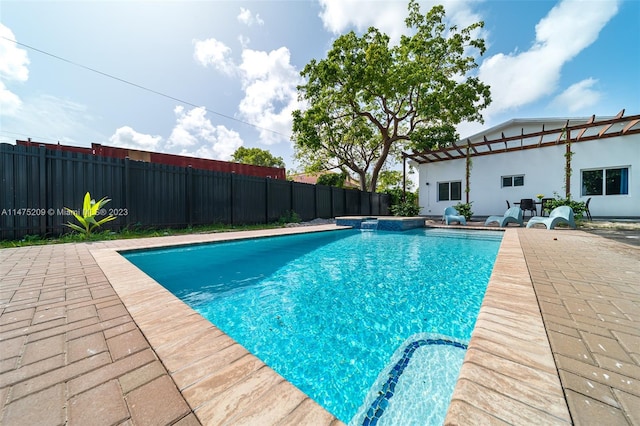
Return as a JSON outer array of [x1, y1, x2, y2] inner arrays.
[[501, 175, 525, 188], [437, 180, 462, 202], [581, 167, 629, 196]]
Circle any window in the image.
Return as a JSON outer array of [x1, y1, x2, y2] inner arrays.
[[582, 167, 629, 196], [438, 181, 462, 201], [502, 175, 524, 187]]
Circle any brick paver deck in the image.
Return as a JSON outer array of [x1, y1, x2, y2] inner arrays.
[[1, 225, 638, 425], [519, 229, 640, 425]]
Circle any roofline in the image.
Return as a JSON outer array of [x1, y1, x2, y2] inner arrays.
[[458, 116, 615, 143]]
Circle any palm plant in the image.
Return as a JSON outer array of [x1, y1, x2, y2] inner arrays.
[[65, 192, 116, 237]]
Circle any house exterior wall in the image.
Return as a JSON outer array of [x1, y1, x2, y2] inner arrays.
[[417, 133, 639, 218], [572, 136, 639, 217]]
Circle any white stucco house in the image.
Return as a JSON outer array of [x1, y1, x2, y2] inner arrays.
[[406, 111, 640, 218]]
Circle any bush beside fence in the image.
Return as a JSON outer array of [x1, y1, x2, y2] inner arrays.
[[0, 143, 390, 240]]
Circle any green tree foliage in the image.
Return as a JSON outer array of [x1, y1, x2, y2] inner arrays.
[[316, 172, 347, 187], [292, 0, 491, 192], [231, 146, 286, 169], [377, 170, 417, 193]]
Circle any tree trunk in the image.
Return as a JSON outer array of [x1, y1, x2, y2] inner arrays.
[[356, 171, 366, 191], [369, 137, 393, 192]]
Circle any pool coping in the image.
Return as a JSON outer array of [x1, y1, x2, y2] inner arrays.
[[89, 224, 570, 424], [91, 225, 347, 425], [442, 225, 571, 424]]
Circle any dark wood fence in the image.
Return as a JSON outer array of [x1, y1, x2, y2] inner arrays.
[[1, 143, 390, 240]]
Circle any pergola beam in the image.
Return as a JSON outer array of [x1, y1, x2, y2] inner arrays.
[[403, 111, 640, 164], [622, 119, 640, 134], [575, 115, 595, 140]]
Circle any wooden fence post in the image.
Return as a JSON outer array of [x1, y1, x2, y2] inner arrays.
[[265, 178, 270, 224], [124, 157, 131, 228], [39, 146, 47, 235], [186, 165, 193, 227], [230, 173, 235, 225], [314, 185, 318, 218]]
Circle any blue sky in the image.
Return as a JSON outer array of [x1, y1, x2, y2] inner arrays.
[[1, 0, 638, 172]]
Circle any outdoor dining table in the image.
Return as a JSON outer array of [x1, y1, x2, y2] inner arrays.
[[514, 200, 542, 216]]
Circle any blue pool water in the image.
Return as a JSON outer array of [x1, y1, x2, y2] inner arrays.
[[124, 228, 502, 423]]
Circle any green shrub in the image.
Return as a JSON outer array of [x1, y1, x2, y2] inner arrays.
[[278, 210, 301, 224], [385, 189, 419, 216], [453, 202, 474, 221], [544, 193, 586, 219], [390, 200, 421, 216]]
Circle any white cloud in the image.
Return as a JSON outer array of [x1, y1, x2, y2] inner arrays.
[[0, 24, 30, 116], [0, 24, 29, 82], [237, 7, 264, 27], [237, 47, 303, 144], [552, 78, 601, 113], [192, 34, 303, 145], [109, 126, 162, 150], [478, 0, 619, 115], [193, 38, 236, 76], [167, 106, 243, 161], [0, 81, 22, 115], [318, 0, 410, 42], [317, 0, 483, 44]]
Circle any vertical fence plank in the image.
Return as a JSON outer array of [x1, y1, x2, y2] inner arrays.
[[316, 186, 332, 218], [0, 144, 16, 239], [292, 183, 316, 221], [345, 189, 360, 215], [39, 147, 47, 235], [124, 157, 131, 228], [266, 179, 292, 222], [360, 192, 371, 216], [233, 175, 267, 224], [331, 187, 345, 217]]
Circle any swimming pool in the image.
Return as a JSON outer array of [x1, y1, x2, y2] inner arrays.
[[124, 228, 502, 423]]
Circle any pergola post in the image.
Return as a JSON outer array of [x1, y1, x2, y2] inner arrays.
[[402, 153, 407, 202], [565, 128, 571, 198]]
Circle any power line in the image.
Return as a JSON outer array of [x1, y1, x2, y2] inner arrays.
[[0, 130, 61, 143], [0, 130, 85, 146], [1, 36, 288, 138]]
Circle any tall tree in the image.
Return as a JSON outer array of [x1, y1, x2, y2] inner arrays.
[[231, 146, 285, 169], [292, 0, 491, 191]]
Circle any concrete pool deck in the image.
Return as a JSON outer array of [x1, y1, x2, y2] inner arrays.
[[1, 224, 639, 424]]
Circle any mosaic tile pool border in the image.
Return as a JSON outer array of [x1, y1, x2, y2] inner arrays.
[[361, 339, 468, 426]]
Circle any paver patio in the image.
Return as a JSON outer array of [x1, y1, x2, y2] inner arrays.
[[519, 229, 640, 425], [0, 224, 638, 425]]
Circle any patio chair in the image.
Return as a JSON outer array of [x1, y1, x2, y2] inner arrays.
[[526, 206, 577, 230], [585, 197, 593, 221], [484, 207, 524, 227], [519, 198, 537, 219], [505, 200, 511, 209], [443, 206, 466, 225]]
